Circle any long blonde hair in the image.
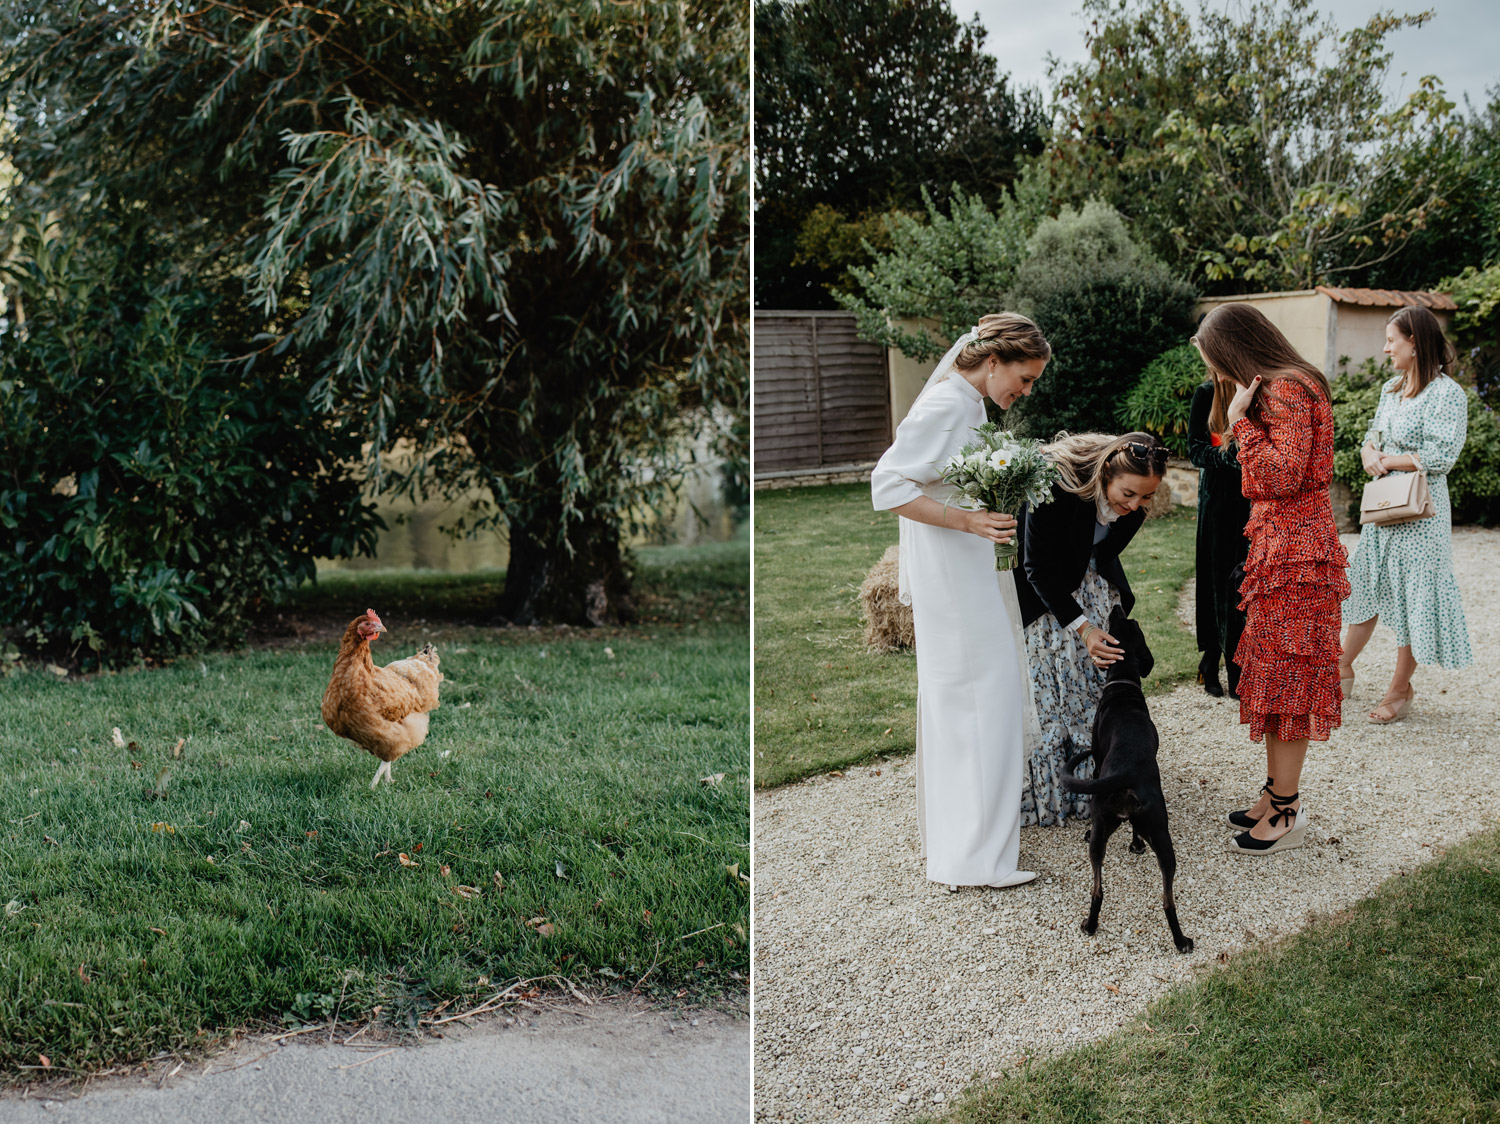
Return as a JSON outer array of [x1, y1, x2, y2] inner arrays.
[[1043, 431, 1169, 502]]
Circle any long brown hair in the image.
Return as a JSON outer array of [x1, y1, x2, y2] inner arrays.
[[1042, 431, 1169, 503], [1195, 303, 1331, 438], [1388, 305, 1457, 398], [953, 312, 1051, 370]]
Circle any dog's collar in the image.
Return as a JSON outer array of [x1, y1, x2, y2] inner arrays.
[[1099, 678, 1143, 698]]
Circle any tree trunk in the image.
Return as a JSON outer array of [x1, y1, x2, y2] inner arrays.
[[498, 514, 633, 627]]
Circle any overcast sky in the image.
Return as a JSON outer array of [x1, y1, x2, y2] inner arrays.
[[966, 0, 1499, 113]]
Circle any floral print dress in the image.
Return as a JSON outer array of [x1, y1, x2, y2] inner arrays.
[[1231, 377, 1349, 743], [1020, 558, 1119, 826], [1342, 375, 1472, 668]]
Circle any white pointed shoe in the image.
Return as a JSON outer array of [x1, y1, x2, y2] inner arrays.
[[987, 870, 1038, 888]]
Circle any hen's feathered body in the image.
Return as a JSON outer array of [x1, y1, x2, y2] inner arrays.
[[321, 609, 442, 786]]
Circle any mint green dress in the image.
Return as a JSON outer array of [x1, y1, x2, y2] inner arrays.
[[1341, 374, 1472, 668]]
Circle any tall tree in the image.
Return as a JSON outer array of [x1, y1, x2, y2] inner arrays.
[[754, 0, 1044, 308], [0, 0, 747, 627], [1049, 0, 1458, 292]]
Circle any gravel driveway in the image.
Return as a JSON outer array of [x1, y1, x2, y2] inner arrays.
[[753, 527, 1500, 1122]]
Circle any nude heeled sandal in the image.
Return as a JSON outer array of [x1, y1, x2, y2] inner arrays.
[[1369, 684, 1414, 724], [1340, 668, 1354, 700]]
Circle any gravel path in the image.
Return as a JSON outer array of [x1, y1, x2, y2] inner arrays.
[[753, 527, 1500, 1122]]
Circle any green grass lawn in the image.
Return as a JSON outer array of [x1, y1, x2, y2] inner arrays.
[[753, 483, 1198, 787], [0, 535, 748, 1081], [933, 824, 1500, 1124]]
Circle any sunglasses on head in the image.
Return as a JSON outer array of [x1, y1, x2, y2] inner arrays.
[[1123, 441, 1169, 470]]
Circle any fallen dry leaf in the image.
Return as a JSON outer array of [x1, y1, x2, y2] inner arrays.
[[604, 647, 615, 659], [440, 864, 451, 878], [1105, 983, 1120, 994], [172, 738, 184, 759], [111, 728, 125, 748], [78, 964, 90, 983], [398, 853, 417, 867], [492, 871, 505, 893], [150, 822, 175, 835], [524, 916, 548, 928], [237, 820, 251, 832], [38, 1055, 50, 1069], [452, 885, 479, 900], [535, 924, 555, 937], [150, 927, 165, 935], [699, 773, 725, 787], [725, 863, 750, 884], [555, 861, 569, 880], [46, 664, 67, 677]]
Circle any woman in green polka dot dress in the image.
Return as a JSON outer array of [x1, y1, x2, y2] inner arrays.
[[1340, 305, 1472, 722]]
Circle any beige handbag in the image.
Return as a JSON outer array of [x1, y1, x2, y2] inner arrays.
[[1359, 455, 1434, 526]]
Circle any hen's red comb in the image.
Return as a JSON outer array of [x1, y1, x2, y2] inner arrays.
[[366, 609, 383, 625]]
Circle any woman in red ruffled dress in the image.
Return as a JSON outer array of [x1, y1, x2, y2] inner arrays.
[[1193, 303, 1349, 855]]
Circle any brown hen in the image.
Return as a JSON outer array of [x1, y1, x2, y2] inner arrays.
[[321, 608, 443, 788]]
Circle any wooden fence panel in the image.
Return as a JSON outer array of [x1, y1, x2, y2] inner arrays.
[[753, 312, 889, 474]]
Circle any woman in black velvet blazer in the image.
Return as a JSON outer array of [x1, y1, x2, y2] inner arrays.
[[1014, 485, 1143, 630], [1015, 432, 1168, 827]]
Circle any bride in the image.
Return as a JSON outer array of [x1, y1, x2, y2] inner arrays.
[[870, 313, 1050, 889]]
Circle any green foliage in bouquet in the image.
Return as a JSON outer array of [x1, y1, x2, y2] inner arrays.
[[1116, 344, 1205, 457], [938, 423, 1060, 569]]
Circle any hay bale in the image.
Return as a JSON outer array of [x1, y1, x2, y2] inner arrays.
[[861, 545, 914, 651], [1145, 477, 1175, 519]]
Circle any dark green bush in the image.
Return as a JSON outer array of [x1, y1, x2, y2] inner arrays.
[[0, 230, 382, 667], [1331, 358, 1500, 526], [1008, 202, 1198, 439], [1116, 343, 1205, 456]]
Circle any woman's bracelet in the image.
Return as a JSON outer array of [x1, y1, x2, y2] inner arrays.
[[1079, 623, 1096, 644]]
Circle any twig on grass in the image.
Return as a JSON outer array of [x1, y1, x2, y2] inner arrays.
[[633, 940, 664, 991], [673, 830, 749, 850], [679, 922, 727, 941], [268, 1025, 326, 1043]]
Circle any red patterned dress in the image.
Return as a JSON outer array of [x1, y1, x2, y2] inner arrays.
[[1231, 376, 1349, 742]]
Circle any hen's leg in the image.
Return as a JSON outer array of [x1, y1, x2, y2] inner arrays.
[[370, 761, 392, 789]]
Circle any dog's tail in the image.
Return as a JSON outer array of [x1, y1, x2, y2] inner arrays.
[[1059, 742, 1131, 796]]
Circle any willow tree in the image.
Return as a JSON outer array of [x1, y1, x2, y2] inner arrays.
[[0, 0, 748, 625]]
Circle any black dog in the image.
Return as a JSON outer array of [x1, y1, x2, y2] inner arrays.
[[1061, 606, 1194, 954]]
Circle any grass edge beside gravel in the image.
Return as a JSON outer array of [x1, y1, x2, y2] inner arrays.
[[927, 823, 1500, 1124]]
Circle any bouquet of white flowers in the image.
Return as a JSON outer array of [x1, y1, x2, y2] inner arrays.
[[939, 423, 1060, 571]]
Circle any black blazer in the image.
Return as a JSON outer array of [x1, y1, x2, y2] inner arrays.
[[1015, 483, 1145, 629]]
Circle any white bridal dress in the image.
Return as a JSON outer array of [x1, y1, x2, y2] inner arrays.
[[870, 361, 1035, 887]]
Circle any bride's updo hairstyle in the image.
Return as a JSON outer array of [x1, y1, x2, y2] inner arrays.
[[952, 312, 1051, 370], [1042, 431, 1169, 503]]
